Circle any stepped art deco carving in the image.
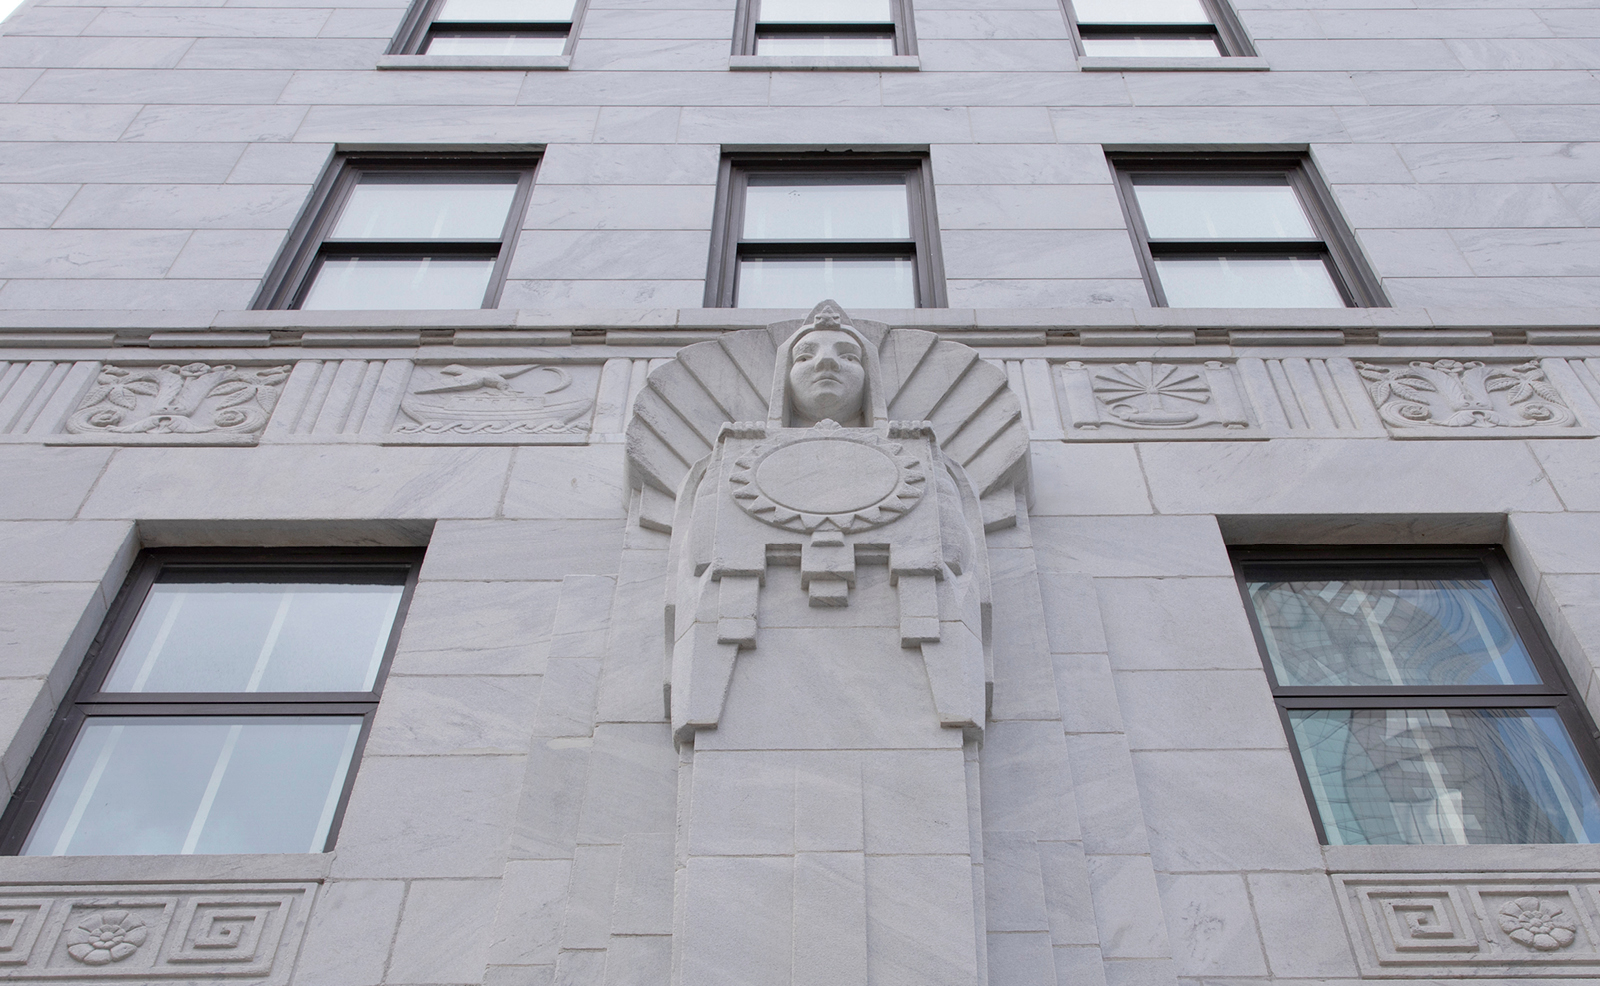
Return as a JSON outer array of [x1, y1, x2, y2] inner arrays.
[[626, 301, 1028, 986], [66, 363, 290, 436]]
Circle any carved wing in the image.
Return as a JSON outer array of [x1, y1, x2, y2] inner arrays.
[[625, 326, 1026, 509]]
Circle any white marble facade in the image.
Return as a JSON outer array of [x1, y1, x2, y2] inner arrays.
[[1, 0, 1600, 981]]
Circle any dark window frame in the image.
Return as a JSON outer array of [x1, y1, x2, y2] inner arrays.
[[388, 0, 590, 56], [1231, 544, 1600, 846], [705, 153, 947, 309], [1062, 0, 1255, 57], [1109, 151, 1387, 308], [253, 152, 539, 311], [732, 0, 917, 56], [0, 547, 425, 856]]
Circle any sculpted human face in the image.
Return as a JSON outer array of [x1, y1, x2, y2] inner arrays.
[[788, 328, 866, 425]]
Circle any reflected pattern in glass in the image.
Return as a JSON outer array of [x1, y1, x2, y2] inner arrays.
[[737, 257, 915, 309], [1133, 181, 1315, 240], [424, 33, 567, 54], [23, 717, 364, 856], [1152, 256, 1345, 308], [1073, 0, 1211, 24], [331, 179, 518, 241], [759, 0, 893, 22], [744, 181, 910, 240], [302, 256, 497, 310], [756, 35, 895, 55], [103, 582, 405, 694], [1081, 36, 1221, 56], [1290, 708, 1600, 845], [1246, 577, 1541, 688], [434, 0, 576, 20]]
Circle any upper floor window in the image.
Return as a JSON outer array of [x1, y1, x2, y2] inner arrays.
[[706, 155, 945, 309], [390, 0, 585, 56], [1111, 153, 1385, 308], [1234, 546, 1600, 846], [735, 0, 915, 56], [255, 154, 537, 311], [1067, 0, 1255, 58], [0, 549, 422, 855]]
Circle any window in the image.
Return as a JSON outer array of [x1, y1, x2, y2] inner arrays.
[[734, 0, 915, 57], [706, 155, 945, 309], [0, 549, 421, 856], [390, 0, 585, 57], [1111, 154, 1385, 308], [1234, 546, 1600, 846], [1067, 0, 1254, 58], [254, 153, 537, 311]]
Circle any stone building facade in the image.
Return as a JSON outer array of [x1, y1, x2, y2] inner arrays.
[[0, 0, 1599, 984]]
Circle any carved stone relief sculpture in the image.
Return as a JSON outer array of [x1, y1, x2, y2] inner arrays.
[[0, 883, 312, 983], [1356, 359, 1582, 434], [396, 362, 595, 436], [626, 301, 1028, 986], [1334, 874, 1600, 977], [1057, 359, 1259, 439], [65, 363, 290, 438]]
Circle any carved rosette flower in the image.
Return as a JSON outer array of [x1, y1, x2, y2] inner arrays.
[[64, 910, 147, 965], [1497, 897, 1577, 951]]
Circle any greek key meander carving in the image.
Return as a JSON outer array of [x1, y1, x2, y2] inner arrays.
[[1334, 874, 1600, 977], [1357, 359, 1579, 431], [0, 883, 313, 983], [67, 364, 290, 437]]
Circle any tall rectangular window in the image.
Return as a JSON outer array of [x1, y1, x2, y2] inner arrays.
[[1067, 0, 1254, 58], [1111, 154, 1385, 308], [390, 0, 585, 57], [0, 549, 421, 856], [1234, 547, 1600, 846], [706, 155, 944, 309], [734, 0, 915, 57], [255, 154, 537, 311]]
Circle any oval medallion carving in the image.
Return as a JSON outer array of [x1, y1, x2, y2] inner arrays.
[[755, 440, 899, 515]]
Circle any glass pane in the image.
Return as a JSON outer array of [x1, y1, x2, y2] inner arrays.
[[756, 34, 896, 56], [424, 33, 567, 55], [1134, 181, 1316, 240], [1073, 0, 1211, 24], [1081, 36, 1222, 56], [1290, 709, 1600, 845], [24, 717, 363, 855], [737, 257, 915, 309], [1246, 576, 1541, 687], [435, 0, 575, 21], [331, 179, 518, 241], [1153, 256, 1347, 308], [301, 256, 497, 310], [103, 581, 403, 693], [744, 180, 910, 240], [759, 0, 893, 23]]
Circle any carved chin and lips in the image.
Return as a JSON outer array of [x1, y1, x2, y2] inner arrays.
[[788, 329, 866, 425]]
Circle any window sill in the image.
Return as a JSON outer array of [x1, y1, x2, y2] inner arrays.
[[376, 54, 570, 70], [1077, 55, 1267, 71], [1324, 842, 1600, 873], [728, 54, 920, 71]]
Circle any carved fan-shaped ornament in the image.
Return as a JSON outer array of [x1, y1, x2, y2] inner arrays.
[[625, 307, 1027, 531]]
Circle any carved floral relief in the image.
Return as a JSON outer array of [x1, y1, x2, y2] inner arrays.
[[1356, 359, 1579, 431], [66, 363, 290, 437]]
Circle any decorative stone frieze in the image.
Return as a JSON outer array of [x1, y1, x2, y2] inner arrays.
[[1356, 359, 1587, 436], [64, 363, 290, 441], [1334, 873, 1600, 977], [0, 883, 314, 983], [395, 362, 595, 438], [1056, 360, 1262, 439]]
